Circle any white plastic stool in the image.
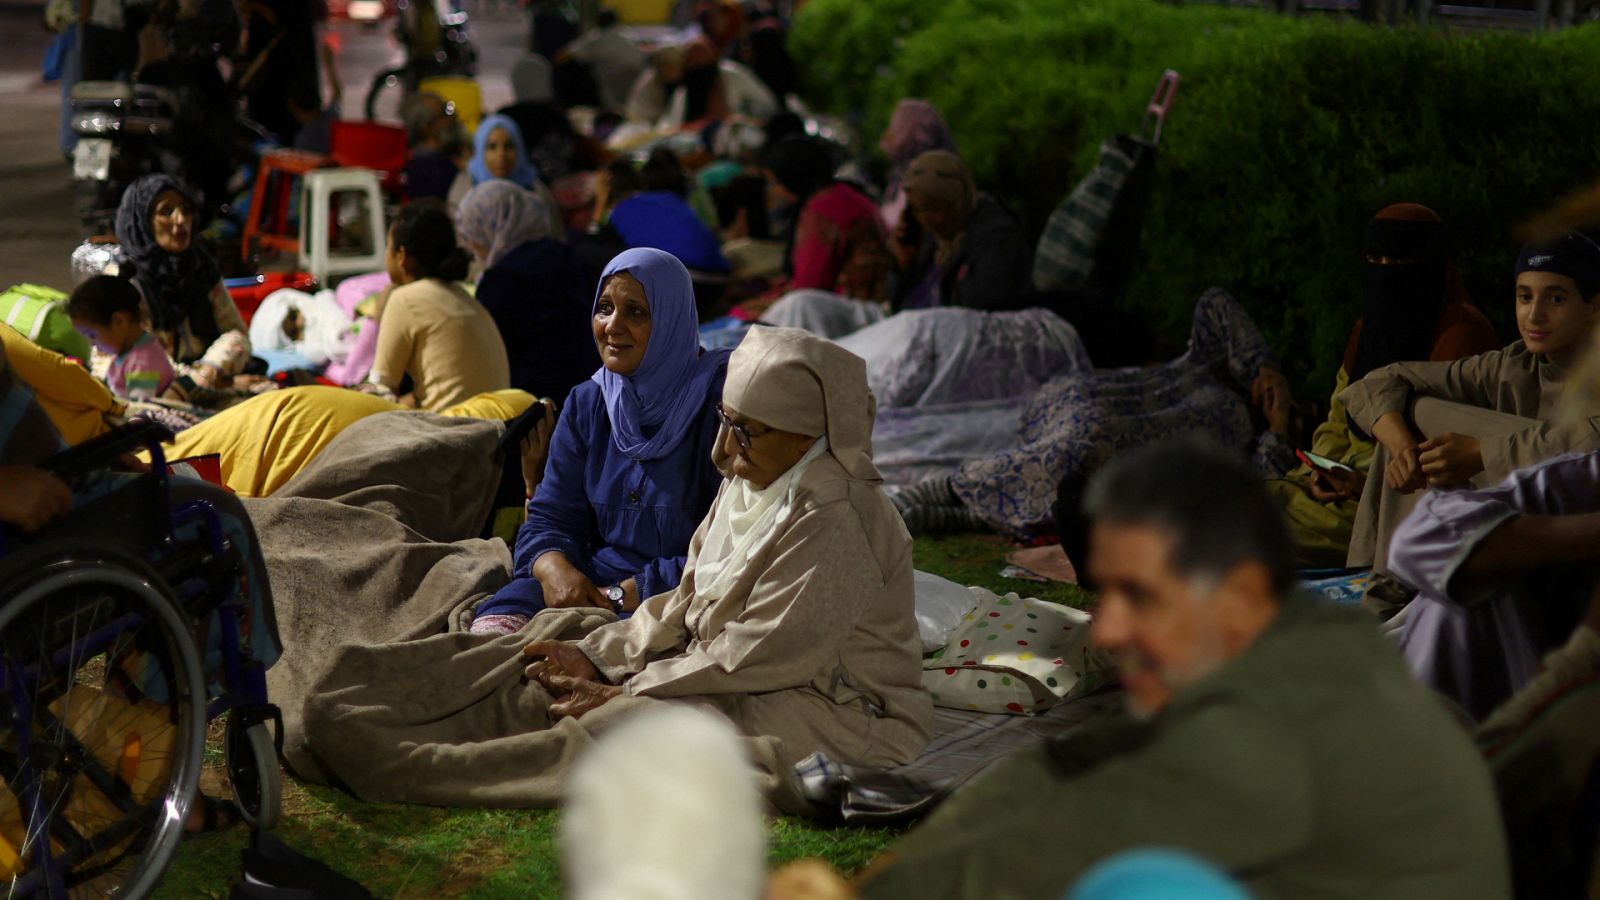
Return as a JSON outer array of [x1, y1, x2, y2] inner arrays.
[[298, 167, 387, 282]]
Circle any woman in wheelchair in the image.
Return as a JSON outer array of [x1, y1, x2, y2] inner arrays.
[[0, 342, 282, 898]]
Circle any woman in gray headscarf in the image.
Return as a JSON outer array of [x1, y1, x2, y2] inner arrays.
[[525, 325, 932, 786], [456, 180, 597, 404]]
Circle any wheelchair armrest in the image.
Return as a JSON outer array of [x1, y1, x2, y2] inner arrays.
[[40, 419, 174, 481]]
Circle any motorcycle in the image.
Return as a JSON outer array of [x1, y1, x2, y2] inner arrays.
[[68, 0, 272, 252], [69, 80, 184, 236], [364, 0, 478, 123]]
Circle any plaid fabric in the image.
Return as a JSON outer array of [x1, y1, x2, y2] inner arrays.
[[1032, 137, 1150, 292], [795, 688, 1123, 823]]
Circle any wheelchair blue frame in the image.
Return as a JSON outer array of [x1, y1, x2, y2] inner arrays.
[[1, 425, 279, 897]]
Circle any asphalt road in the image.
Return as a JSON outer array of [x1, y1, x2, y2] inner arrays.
[[0, 0, 529, 289]]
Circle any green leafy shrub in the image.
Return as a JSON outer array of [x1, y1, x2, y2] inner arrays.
[[792, 0, 1600, 392]]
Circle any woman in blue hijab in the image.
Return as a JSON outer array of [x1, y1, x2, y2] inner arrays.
[[447, 115, 567, 238], [471, 248, 731, 634]]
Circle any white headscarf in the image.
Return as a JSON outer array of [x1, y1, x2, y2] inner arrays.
[[693, 437, 829, 601], [692, 326, 881, 601]]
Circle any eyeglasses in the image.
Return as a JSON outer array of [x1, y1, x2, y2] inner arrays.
[[715, 403, 770, 452]]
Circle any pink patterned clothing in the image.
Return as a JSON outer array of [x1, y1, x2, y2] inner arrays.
[[107, 331, 175, 400]]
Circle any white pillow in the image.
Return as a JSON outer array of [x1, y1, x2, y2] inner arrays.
[[913, 570, 981, 654]]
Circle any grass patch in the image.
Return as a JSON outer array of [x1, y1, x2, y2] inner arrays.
[[157, 532, 1069, 896]]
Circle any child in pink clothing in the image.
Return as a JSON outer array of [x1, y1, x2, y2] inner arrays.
[[69, 275, 175, 400]]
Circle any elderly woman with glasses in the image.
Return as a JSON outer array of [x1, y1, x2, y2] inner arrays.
[[523, 325, 931, 795], [469, 248, 730, 636]]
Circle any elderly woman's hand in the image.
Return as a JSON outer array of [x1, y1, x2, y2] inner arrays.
[[532, 553, 611, 610], [522, 639, 600, 685], [547, 677, 623, 719]]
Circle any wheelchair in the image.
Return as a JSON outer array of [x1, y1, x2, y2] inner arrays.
[[1, 420, 282, 899]]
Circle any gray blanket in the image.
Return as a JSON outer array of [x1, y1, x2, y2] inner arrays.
[[246, 412, 796, 808], [244, 412, 516, 782]]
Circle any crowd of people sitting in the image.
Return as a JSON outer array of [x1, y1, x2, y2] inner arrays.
[[4, 0, 1600, 896]]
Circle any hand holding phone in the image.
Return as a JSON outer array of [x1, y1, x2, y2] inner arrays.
[[1296, 449, 1355, 475]]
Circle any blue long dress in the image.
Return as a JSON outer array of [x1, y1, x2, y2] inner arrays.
[[475, 370, 727, 619]]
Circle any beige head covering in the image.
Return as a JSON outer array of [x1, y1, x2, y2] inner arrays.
[[721, 326, 880, 483], [902, 150, 977, 270]]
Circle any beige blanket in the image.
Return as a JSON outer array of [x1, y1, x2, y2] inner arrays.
[[245, 411, 796, 808]]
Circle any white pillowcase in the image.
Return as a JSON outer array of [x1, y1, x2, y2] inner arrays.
[[913, 570, 981, 654]]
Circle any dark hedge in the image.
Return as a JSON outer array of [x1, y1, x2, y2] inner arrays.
[[791, 0, 1600, 392]]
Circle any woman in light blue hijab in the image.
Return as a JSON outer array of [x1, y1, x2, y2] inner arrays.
[[467, 113, 540, 188]]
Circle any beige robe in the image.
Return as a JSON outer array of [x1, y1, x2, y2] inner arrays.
[[1340, 342, 1600, 571], [577, 452, 933, 776]]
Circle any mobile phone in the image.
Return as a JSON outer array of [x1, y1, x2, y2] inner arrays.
[[1297, 449, 1356, 475]]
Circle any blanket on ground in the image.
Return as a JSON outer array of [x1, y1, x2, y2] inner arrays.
[[245, 410, 798, 808]]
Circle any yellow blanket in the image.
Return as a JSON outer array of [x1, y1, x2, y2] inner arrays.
[[159, 386, 534, 497]]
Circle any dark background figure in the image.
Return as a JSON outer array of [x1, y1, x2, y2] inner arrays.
[[527, 0, 600, 109], [135, 0, 244, 222], [496, 54, 581, 183], [79, 0, 138, 82], [239, 0, 323, 146]]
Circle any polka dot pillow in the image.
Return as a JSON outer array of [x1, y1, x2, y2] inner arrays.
[[921, 588, 1107, 715]]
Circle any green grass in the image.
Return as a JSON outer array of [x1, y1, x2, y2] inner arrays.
[[157, 532, 1080, 896]]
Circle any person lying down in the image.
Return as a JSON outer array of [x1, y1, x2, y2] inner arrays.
[[521, 325, 932, 785]]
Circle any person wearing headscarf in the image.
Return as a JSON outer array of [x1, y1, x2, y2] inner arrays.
[[523, 325, 932, 791], [878, 99, 957, 232], [1264, 203, 1500, 567], [456, 180, 598, 405], [446, 114, 566, 236], [469, 248, 731, 636], [898, 149, 1031, 312], [765, 136, 891, 302], [113, 174, 252, 386], [1342, 230, 1600, 579], [496, 54, 581, 184]]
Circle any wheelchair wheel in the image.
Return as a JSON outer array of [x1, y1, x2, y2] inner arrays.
[[0, 552, 206, 900], [225, 715, 281, 831]]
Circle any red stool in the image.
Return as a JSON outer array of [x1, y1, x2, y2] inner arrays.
[[242, 149, 330, 262], [328, 120, 409, 200]]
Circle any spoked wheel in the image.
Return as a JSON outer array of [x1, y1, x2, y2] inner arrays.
[[0, 553, 206, 900], [225, 714, 280, 832]]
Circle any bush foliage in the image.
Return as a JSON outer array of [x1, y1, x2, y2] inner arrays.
[[792, 0, 1600, 391]]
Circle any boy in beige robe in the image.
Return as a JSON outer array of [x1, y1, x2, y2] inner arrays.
[[1342, 232, 1600, 575]]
